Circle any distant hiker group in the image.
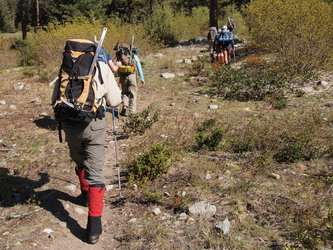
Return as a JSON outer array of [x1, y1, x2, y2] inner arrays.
[[207, 18, 236, 65], [51, 28, 145, 244]]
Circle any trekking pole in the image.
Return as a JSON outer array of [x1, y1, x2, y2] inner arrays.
[[111, 107, 123, 198], [129, 36, 134, 64], [228, 17, 236, 63]]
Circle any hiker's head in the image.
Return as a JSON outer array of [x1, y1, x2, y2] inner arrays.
[[222, 25, 228, 31]]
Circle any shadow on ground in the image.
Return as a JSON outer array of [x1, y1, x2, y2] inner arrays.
[[0, 167, 86, 241]]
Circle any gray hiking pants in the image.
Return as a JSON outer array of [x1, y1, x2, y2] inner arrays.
[[62, 118, 106, 185], [120, 73, 137, 114]]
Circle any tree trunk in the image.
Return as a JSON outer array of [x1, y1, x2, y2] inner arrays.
[[149, 0, 154, 16], [209, 0, 218, 28], [20, 0, 27, 40]]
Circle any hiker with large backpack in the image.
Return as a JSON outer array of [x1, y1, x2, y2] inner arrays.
[[214, 24, 234, 66], [114, 37, 145, 116], [207, 26, 217, 54], [51, 29, 121, 244]]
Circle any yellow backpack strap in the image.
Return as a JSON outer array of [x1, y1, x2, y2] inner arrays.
[[77, 74, 93, 108], [91, 85, 100, 112], [59, 70, 70, 100]]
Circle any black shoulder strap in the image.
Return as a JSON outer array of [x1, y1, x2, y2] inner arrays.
[[96, 62, 104, 85]]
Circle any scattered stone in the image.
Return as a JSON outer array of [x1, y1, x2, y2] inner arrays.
[[175, 59, 183, 63], [191, 56, 198, 62], [269, 173, 280, 180], [160, 134, 168, 139], [43, 228, 54, 234], [152, 208, 161, 215], [186, 217, 195, 224], [0, 139, 3, 144], [58, 221, 67, 227], [208, 104, 218, 109], [325, 102, 333, 107], [154, 53, 164, 58], [64, 184, 76, 193], [177, 73, 185, 77], [205, 173, 212, 180], [164, 191, 171, 197], [0, 100, 5, 105], [31, 97, 42, 104], [40, 112, 48, 116], [2, 231, 9, 236], [215, 218, 231, 234], [169, 103, 176, 106], [13, 82, 25, 90], [9, 105, 17, 110], [74, 207, 86, 215], [128, 218, 137, 223], [161, 73, 175, 79], [317, 80, 330, 89], [183, 59, 192, 64], [193, 113, 199, 118], [179, 213, 187, 221], [14, 242, 21, 246], [106, 185, 113, 191], [188, 201, 216, 218]]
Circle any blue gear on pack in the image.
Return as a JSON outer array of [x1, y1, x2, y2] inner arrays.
[[219, 30, 234, 42], [98, 47, 112, 64]]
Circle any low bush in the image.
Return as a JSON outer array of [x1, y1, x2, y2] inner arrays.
[[128, 143, 172, 185], [194, 127, 224, 152], [210, 65, 287, 101], [123, 108, 159, 135]]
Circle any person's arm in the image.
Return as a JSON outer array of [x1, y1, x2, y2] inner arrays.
[[108, 60, 122, 72]]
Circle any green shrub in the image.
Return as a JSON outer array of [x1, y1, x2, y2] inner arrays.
[[143, 6, 209, 46], [32, 16, 161, 68], [210, 65, 287, 101], [231, 139, 252, 153], [197, 118, 216, 132], [194, 127, 224, 152], [123, 108, 159, 135], [128, 143, 172, 184], [273, 133, 311, 163], [265, 91, 288, 110], [244, 0, 333, 75]]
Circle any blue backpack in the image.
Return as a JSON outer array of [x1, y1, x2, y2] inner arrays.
[[218, 31, 233, 42]]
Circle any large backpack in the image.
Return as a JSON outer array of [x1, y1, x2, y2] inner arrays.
[[54, 39, 104, 123], [218, 30, 234, 44], [207, 27, 217, 41], [116, 43, 135, 74]]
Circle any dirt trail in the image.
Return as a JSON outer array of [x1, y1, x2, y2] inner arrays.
[[0, 43, 208, 250]]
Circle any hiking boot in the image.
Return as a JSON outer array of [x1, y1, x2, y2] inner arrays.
[[87, 185, 105, 244], [87, 216, 102, 244], [120, 106, 128, 116]]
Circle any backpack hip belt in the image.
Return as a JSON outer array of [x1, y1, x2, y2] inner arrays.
[[119, 65, 135, 74]]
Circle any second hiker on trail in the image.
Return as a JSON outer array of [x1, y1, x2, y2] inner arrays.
[[113, 41, 145, 116]]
